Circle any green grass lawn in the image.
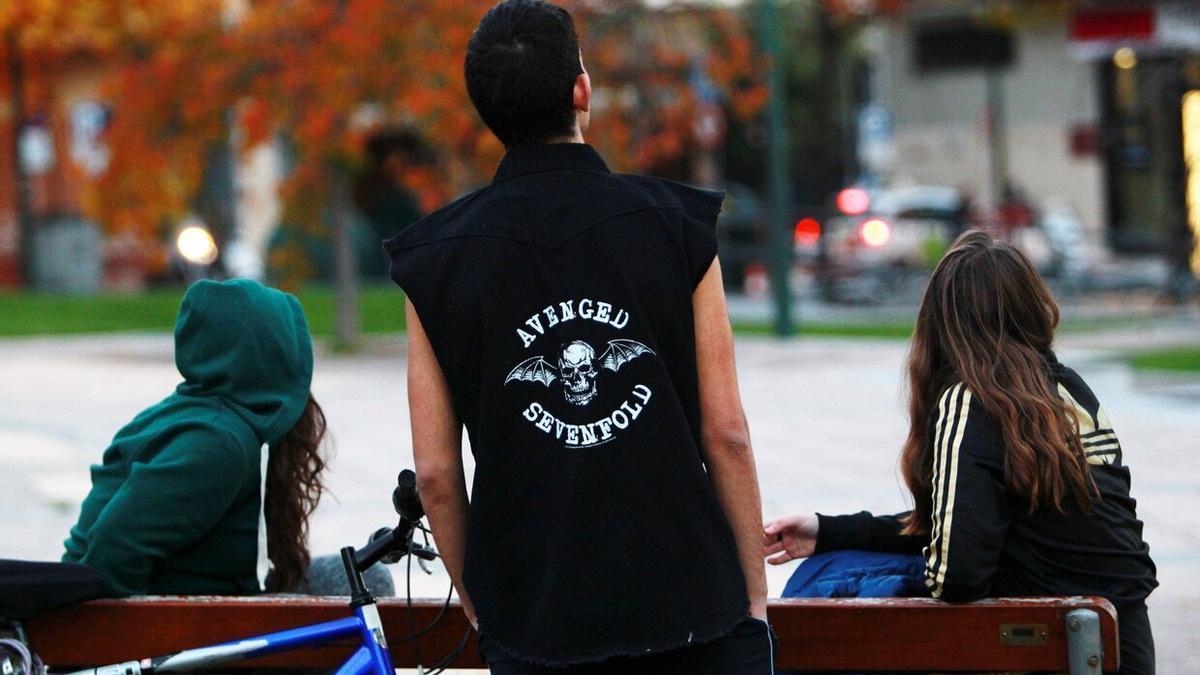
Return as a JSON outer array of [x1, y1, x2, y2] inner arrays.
[[1128, 346, 1200, 373], [728, 313, 1152, 340], [1, 289, 911, 339], [2, 285, 914, 340], [0, 287, 185, 336], [730, 320, 915, 339], [0, 285, 1176, 345], [0, 284, 408, 338]]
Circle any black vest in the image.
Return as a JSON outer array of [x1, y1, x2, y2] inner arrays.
[[386, 143, 747, 664]]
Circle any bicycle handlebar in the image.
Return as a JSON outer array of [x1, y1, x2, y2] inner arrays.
[[351, 469, 436, 571], [394, 469, 425, 522]]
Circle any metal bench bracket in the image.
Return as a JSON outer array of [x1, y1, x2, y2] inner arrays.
[[1065, 608, 1103, 675]]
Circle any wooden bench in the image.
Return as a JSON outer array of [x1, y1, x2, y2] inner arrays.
[[22, 596, 1119, 673]]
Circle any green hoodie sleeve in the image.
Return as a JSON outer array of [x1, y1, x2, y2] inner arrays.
[[78, 427, 252, 596]]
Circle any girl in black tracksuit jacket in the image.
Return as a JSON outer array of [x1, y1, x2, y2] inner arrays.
[[765, 232, 1157, 674], [816, 356, 1157, 671]]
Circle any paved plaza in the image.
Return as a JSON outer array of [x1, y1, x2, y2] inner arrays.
[[1, 327, 1197, 670]]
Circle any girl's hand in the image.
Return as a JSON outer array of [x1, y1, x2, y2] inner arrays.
[[762, 514, 819, 565]]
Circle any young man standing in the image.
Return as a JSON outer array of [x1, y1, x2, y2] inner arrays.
[[386, 1, 771, 671]]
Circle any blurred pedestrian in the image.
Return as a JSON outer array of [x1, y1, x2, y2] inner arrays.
[[385, 1, 772, 672], [354, 132, 427, 279], [997, 180, 1035, 236]]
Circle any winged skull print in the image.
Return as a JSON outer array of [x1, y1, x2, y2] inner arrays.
[[505, 339, 655, 406]]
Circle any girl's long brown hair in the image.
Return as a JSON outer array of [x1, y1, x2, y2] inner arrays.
[[901, 230, 1096, 536], [264, 394, 328, 592]]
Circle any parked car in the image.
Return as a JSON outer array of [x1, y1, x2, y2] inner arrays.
[[795, 185, 968, 302]]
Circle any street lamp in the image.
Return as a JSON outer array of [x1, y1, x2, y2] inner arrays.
[[758, 0, 794, 337], [177, 224, 219, 267]]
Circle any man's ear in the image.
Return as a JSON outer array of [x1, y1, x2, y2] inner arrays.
[[573, 70, 591, 134], [573, 71, 591, 114]]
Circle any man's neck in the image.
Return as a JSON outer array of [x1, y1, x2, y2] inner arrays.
[[503, 130, 585, 151], [546, 128, 585, 144]]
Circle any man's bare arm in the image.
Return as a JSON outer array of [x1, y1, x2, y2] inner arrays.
[[693, 258, 768, 620], [406, 299, 476, 626]]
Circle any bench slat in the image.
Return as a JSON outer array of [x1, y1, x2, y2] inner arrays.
[[23, 596, 1118, 671], [770, 597, 1119, 671], [26, 597, 483, 669]]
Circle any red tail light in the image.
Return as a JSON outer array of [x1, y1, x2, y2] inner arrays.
[[837, 188, 870, 215], [794, 218, 821, 246]]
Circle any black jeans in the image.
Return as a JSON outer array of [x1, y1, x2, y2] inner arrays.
[[1116, 603, 1155, 675], [480, 617, 777, 674]]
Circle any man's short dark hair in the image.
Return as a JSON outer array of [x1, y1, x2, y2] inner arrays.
[[465, 0, 583, 147]]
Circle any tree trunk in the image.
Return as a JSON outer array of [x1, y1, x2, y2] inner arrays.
[[7, 31, 35, 288], [331, 167, 360, 350]]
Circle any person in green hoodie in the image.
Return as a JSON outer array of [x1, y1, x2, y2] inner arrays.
[[62, 279, 327, 596]]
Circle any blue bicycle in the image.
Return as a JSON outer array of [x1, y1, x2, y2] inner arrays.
[[12, 470, 462, 675]]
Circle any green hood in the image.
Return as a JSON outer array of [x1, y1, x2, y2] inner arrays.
[[174, 279, 313, 445]]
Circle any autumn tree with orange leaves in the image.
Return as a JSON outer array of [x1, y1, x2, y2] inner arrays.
[[0, 1, 221, 284], [91, 1, 764, 232], [80, 0, 764, 343]]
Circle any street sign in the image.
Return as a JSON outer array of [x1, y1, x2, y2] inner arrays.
[[692, 102, 726, 151]]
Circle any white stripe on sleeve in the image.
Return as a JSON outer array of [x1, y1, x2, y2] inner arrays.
[[925, 384, 972, 597], [924, 383, 960, 587]]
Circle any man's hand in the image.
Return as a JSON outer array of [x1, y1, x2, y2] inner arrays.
[[762, 513, 819, 565]]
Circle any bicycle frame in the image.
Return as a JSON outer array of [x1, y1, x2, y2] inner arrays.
[[63, 599, 394, 675]]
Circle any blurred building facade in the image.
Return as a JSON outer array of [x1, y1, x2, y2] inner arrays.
[[0, 56, 113, 288], [0, 54, 281, 291], [859, 0, 1199, 270]]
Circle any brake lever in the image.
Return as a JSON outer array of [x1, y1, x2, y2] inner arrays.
[[411, 543, 438, 561], [411, 542, 438, 574]]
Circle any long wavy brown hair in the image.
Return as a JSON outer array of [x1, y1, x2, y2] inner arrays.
[[901, 230, 1096, 536], [264, 394, 328, 592]]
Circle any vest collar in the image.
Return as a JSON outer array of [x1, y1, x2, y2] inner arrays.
[[492, 142, 610, 184]]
